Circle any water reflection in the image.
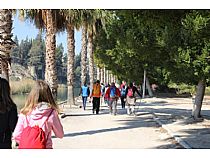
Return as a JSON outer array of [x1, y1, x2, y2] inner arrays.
[[12, 87, 80, 111]]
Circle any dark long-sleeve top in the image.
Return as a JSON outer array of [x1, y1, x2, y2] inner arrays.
[[125, 86, 142, 98], [0, 105, 18, 145]]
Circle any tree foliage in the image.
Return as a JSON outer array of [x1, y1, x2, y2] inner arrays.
[[94, 10, 210, 87]]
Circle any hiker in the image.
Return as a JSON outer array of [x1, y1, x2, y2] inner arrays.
[[120, 85, 126, 109], [125, 82, 142, 115], [120, 80, 126, 89], [105, 82, 121, 115], [100, 83, 105, 105], [104, 83, 110, 107], [13, 80, 64, 149], [91, 80, 101, 114], [80, 82, 90, 110], [0, 77, 18, 149]]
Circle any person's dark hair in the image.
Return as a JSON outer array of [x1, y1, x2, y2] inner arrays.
[[96, 80, 100, 84], [129, 82, 133, 88], [0, 77, 16, 113]]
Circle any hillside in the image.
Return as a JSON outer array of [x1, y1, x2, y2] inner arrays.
[[10, 63, 34, 81]]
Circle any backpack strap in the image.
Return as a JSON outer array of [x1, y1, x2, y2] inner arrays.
[[25, 114, 30, 126]]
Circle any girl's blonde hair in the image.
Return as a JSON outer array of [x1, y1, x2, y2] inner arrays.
[[21, 80, 59, 115]]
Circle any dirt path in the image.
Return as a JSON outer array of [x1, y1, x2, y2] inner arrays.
[[53, 102, 183, 149]]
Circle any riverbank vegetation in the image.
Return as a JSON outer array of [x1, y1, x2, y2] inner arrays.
[[10, 79, 34, 95], [10, 79, 73, 95]]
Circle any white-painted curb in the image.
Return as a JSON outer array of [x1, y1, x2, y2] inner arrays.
[[152, 113, 192, 149]]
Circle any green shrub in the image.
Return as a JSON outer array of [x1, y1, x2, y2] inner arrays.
[[205, 87, 210, 95], [168, 83, 210, 95]]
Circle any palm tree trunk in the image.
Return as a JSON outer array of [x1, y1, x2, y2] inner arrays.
[[192, 79, 206, 120], [67, 24, 75, 107], [45, 9, 58, 100], [0, 9, 15, 81], [106, 70, 109, 84], [88, 28, 94, 90], [101, 68, 104, 84], [104, 67, 107, 84], [97, 67, 101, 80], [81, 25, 87, 86]]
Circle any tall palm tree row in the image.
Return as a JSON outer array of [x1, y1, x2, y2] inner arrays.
[[0, 9, 15, 81], [86, 9, 112, 90]]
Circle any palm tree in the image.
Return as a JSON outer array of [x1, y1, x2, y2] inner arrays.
[[60, 9, 81, 107], [88, 25, 94, 89], [0, 9, 15, 81], [80, 14, 88, 87], [66, 23, 75, 106], [21, 9, 65, 99]]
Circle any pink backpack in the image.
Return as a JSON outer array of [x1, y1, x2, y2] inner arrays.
[[18, 110, 53, 149], [127, 88, 133, 97]]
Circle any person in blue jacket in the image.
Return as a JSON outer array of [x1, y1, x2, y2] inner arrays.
[[80, 82, 90, 110]]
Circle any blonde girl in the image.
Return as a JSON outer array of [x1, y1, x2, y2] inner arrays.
[[13, 80, 64, 149]]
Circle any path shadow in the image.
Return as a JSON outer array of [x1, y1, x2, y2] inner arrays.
[[141, 101, 210, 148], [61, 113, 94, 118], [177, 127, 210, 149], [62, 111, 159, 138]]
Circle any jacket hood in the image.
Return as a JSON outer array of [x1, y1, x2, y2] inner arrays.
[[30, 102, 53, 120]]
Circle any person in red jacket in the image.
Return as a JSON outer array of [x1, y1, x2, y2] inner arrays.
[[105, 82, 121, 115]]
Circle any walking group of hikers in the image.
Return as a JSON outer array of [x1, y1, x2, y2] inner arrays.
[[0, 76, 64, 149], [80, 80, 142, 116], [1, 75, 142, 149]]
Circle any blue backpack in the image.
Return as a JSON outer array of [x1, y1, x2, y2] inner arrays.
[[110, 87, 116, 98], [82, 86, 90, 97], [121, 88, 126, 97]]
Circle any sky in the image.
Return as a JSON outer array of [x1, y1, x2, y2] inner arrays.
[[12, 13, 82, 55]]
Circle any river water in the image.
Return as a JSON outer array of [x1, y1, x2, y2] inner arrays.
[[12, 87, 80, 111]]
